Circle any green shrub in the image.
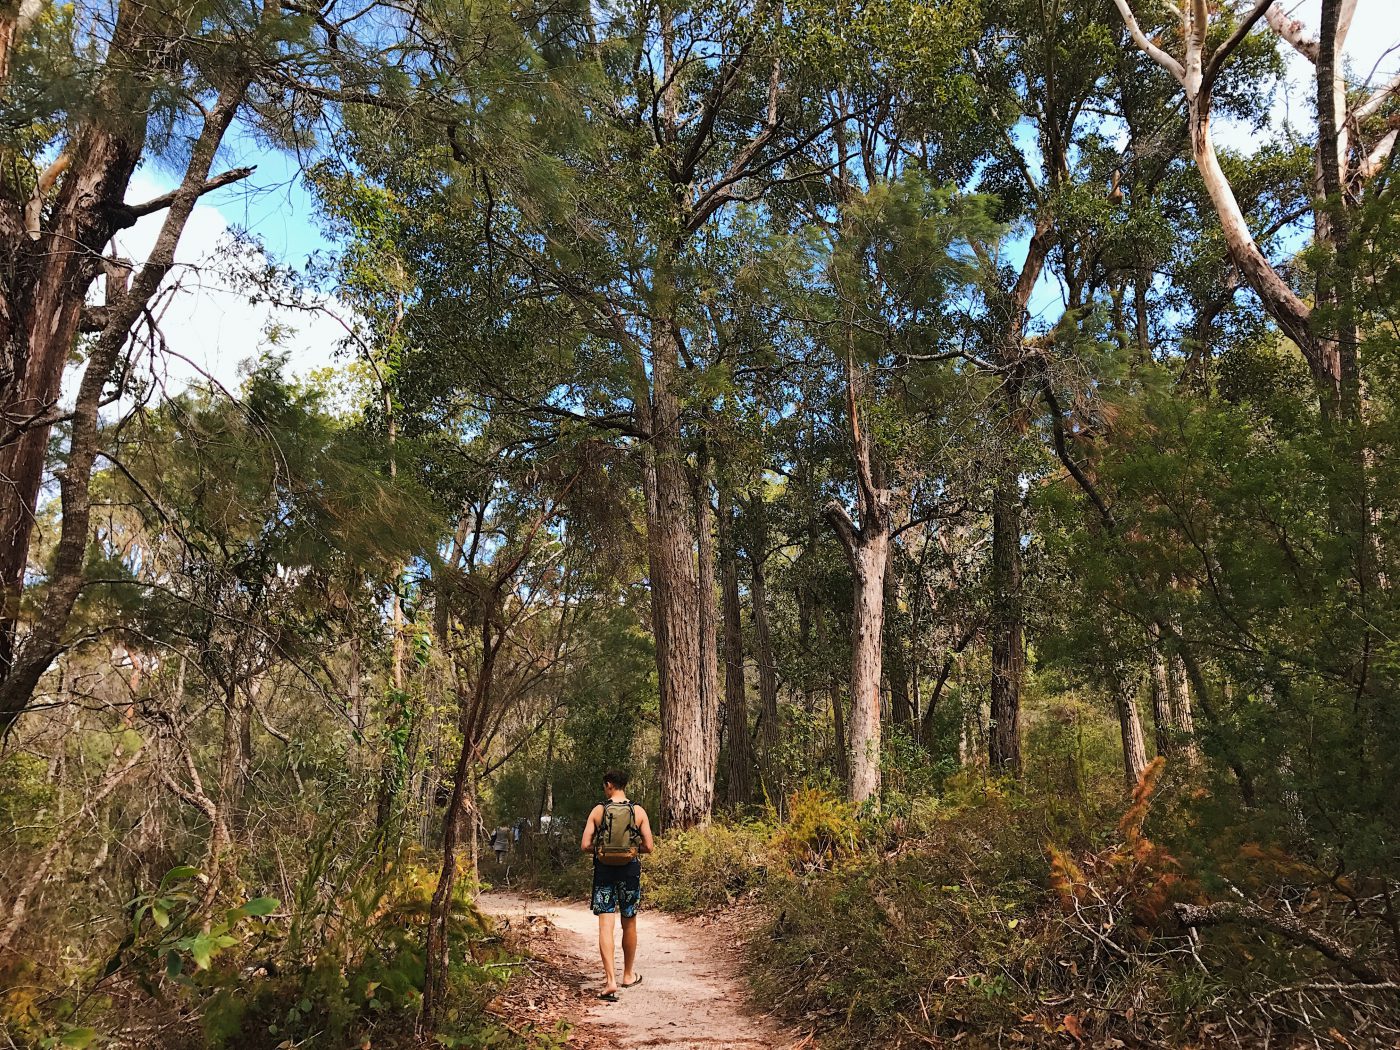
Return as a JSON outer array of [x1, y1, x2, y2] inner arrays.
[[643, 822, 774, 913], [639, 775, 1234, 1046], [768, 787, 860, 871]]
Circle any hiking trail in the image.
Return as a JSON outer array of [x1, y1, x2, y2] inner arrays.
[[479, 892, 807, 1050]]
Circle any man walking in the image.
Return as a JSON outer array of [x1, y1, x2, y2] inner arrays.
[[580, 770, 654, 1000]]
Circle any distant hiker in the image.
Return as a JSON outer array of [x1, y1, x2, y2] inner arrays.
[[580, 770, 654, 1000], [491, 825, 510, 863]]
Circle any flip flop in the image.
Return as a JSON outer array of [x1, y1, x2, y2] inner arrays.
[[622, 974, 643, 988], [597, 991, 619, 1001]]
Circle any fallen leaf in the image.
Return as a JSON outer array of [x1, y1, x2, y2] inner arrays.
[[1062, 1013, 1086, 1043]]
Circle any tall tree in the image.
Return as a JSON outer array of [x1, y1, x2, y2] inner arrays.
[[0, 0, 401, 730]]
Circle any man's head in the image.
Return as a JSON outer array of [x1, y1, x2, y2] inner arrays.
[[602, 769, 629, 794]]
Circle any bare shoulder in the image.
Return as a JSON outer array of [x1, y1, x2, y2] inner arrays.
[[633, 804, 650, 824], [588, 803, 604, 823]]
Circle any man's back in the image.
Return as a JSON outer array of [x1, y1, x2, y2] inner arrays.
[[580, 772, 654, 998]]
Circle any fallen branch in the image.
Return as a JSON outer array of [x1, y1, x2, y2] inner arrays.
[[1258, 981, 1399, 1000], [1175, 900, 1388, 983]]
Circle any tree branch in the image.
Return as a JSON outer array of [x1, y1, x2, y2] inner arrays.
[[1201, 0, 1275, 100], [126, 166, 256, 219], [1356, 127, 1399, 182], [1354, 71, 1400, 123], [1264, 1, 1320, 62], [1111, 0, 1187, 83], [1176, 899, 1388, 983], [823, 500, 857, 560], [1040, 378, 1115, 527]]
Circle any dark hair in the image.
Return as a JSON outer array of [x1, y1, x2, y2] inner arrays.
[[602, 769, 630, 790]]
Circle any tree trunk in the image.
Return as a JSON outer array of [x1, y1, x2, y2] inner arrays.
[[376, 578, 409, 840], [845, 535, 889, 805], [988, 472, 1023, 775], [718, 485, 752, 810], [983, 213, 1052, 776], [422, 623, 499, 1035], [884, 555, 914, 729], [0, 135, 147, 679], [348, 625, 364, 741], [825, 347, 894, 807], [209, 681, 250, 892], [1168, 654, 1197, 746], [1164, 614, 1197, 758], [1113, 664, 1148, 789], [538, 715, 556, 825], [1147, 637, 1176, 759], [645, 317, 717, 830], [0, 68, 251, 731], [830, 672, 847, 786], [421, 723, 473, 1035], [694, 452, 722, 814], [748, 528, 780, 799], [1185, 96, 1330, 400]]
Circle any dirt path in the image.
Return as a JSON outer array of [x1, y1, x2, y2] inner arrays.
[[479, 892, 806, 1050]]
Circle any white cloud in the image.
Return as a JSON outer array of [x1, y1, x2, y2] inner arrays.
[[104, 171, 351, 401]]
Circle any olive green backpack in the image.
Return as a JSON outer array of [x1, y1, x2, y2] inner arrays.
[[595, 799, 640, 866]]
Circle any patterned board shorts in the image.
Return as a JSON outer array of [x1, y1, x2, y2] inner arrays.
[[591, 873, 642, 917]]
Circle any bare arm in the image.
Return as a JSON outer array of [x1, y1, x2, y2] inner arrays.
[[580, 805, 603, 852], [635, 806, 655, 854]]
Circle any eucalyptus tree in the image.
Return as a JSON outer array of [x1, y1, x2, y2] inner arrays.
[[0, 0, 416, 731], [794, 176, 996, 804], [1104, 2, 1400, 781], [503, 0, 844, 829], [315, 0, 868, 828], [1112, 0, 1398, 420]]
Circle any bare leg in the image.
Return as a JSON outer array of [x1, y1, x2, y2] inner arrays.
[[620, 914, 639, 984], [597, 913, 618, 993]]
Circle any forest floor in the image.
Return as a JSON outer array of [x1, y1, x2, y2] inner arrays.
[[478, 892, 809, 1050]]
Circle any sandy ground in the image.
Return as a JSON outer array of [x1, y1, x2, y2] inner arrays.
[[479, 891, 808, 1050]]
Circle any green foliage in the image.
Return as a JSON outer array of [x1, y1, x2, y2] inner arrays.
[[12, 0, 1400, 1045], [642, 770, 1385, 1046], [0, 752, 55, 852], [768, 788, 860, 871], [125, 865, 280, 978], [644, 823, 774, 914]]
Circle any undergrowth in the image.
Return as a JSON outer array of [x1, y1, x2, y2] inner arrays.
[[0, 845, 561, 1049], [640, 765, 1400, 1047]]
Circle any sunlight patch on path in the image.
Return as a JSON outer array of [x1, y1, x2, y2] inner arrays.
[[479, 892, 804, 1050]]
